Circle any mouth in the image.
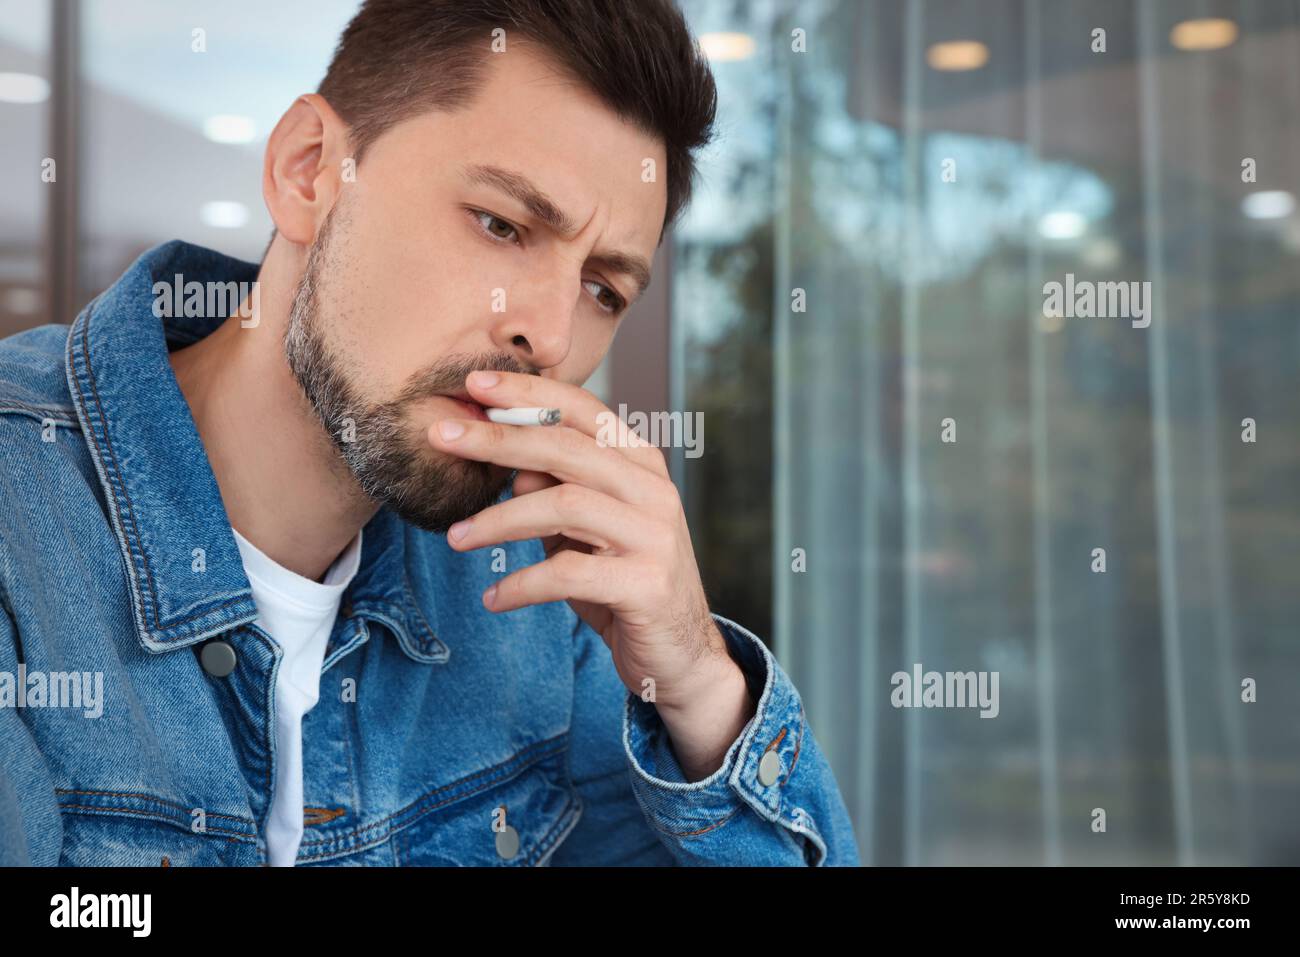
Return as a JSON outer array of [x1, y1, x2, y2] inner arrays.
[[435, 392, 490, 422]]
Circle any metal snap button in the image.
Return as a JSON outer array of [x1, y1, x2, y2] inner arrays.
[[200, 640, 237, 677], [758, 750, 783, 786], [495, 825, 520, 860]]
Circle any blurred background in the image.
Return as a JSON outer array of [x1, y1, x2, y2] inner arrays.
[[2, 0, 1298, 865]]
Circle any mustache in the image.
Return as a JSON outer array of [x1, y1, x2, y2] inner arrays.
[[391, 351, 537, 406]]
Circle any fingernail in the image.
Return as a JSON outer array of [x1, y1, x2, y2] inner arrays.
[[470, 371, 500, 388], [438, 420, 465, 441], [483, 584, 497, 608], [448, 519, 472, 543]]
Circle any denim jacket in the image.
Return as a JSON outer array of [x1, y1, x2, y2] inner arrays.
[[0, 240, 860, 866]]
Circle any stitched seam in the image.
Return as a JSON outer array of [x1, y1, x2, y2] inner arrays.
[[237, 625, 276, 819], [54, 788, 251, 823], [138, 591, 252, 635], [73, 315, 160, 630], [400, 576, 440, 650], [647, 803, 744, 839], [57, 805, 252, 841], [525, 790, 580, 865], [0, 402, 78, 420], [785, 707, 805, 783]]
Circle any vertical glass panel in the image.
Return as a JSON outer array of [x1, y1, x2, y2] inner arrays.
[[672, 0, 783, 645], [0, 0, 52, 336]]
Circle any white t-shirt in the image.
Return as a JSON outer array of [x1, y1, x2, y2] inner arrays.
[[231, 524, 363, 867]]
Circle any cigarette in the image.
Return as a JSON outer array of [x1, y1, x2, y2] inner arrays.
[[485, 406, 562, 427]]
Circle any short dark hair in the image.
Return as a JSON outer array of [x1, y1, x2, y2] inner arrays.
[[315, 0, 717, 241]]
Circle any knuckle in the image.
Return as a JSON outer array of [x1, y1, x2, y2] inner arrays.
[[653, 478, 681, 513], [552, 482, 585, 512], [555, 548, 589, 583], [572, 554, 598, 587], [644, 444, 669, 473], [650, 516, 677, 547]]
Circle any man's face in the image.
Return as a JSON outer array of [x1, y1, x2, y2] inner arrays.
[[283, 43, 667, 533]]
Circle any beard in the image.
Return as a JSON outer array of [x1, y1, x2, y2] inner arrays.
[[282, 199, 525, 533]]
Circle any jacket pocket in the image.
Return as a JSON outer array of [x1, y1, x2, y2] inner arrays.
[[388, 733, 583, 866], [55, 788, 260, 866]]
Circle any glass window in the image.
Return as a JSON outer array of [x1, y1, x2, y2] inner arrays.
[[78, 0, 363, 306], [675, 0, 1300, 865]]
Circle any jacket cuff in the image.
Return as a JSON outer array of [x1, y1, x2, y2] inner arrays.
[[621, 613, 827, 862]]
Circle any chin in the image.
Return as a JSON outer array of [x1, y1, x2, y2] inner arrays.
[[381, 454, 511, 535]]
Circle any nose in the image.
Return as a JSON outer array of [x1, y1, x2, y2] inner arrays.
[[489, 263, 580, 370]]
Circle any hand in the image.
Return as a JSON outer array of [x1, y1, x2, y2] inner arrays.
[[427, 370, 755, 779]]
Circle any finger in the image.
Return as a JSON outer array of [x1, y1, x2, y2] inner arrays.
[[484, 548, 638, 613], [509, 470, 566, 555], [464, 370, 669, 478], [428, 418, 669, 508], [447, 483, 659, 554]]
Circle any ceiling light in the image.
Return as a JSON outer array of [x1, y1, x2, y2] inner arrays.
[[926, 41, 989, 72], [203, 114, 257, 144], [0, 72, 50, 104], [1241, 190, 1295, 220], [200, 201, 249, 229], [1038, 211, 1087, 240], [1170, 18, 1238, 51], [698, 33, 755, 62]]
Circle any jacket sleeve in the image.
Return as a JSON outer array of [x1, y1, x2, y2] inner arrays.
[[0, 595, 64, 866], [550, 608, 860, 866]]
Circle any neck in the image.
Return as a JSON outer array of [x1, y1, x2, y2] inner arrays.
[[167, 245, 379, 581]]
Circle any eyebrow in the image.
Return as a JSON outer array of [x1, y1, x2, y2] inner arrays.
[[460, 162, 653, 300]]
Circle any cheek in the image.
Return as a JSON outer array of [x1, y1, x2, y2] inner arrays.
[[527, 339, 602, 395], [389, 208, 515, 331], [333, 221, 494, 394], [564, 317, 617, 385]]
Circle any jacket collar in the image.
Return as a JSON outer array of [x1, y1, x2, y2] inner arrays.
[[63, 239, 447, 664]]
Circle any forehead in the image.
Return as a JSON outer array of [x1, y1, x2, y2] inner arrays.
[[377, 42, 668, 255]]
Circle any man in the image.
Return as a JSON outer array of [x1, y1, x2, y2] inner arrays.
[[0, 0, 859, 866]]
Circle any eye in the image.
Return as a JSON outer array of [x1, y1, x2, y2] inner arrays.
[[583, 279, 626, 316], [468, 208, 520, 244]]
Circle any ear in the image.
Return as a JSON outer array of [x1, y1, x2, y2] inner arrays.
[[262, 93, 350, 247]]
